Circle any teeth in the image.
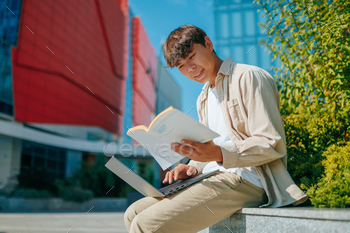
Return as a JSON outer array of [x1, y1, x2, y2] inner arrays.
[[195, 70, 202, 77]]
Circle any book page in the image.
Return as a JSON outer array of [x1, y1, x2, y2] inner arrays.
[[148, 108, 220, 144], [129, 130, 184, 170]]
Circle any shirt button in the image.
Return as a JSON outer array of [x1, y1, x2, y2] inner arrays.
[[228, 165, 231, 168]]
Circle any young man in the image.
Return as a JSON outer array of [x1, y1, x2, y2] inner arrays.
[[124, 25, 308, 233]]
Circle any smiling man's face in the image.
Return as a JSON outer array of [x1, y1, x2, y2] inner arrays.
[[176, 36, 217, 85]]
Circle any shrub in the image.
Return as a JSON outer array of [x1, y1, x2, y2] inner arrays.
[[284, 113, 349, 189], [70, 156, 118, 197], [306, 142, 350, 208], [55, 180, 94, 203], [17, 168, 58, 195], [58, 187, 94, 203], [11, 188, 52, 199], [254, 0, 350, 207]]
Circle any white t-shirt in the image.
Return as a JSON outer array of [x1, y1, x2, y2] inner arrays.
[[202, 86, 263, 188]]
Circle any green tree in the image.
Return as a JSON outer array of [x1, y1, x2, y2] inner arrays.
[[254, 0, 350, 207], [307, 142, 350, 208]]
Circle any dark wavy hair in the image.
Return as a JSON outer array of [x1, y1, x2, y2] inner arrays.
[[163, 25, 208, 68]]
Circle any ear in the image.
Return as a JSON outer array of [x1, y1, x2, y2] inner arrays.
[[204, 36, 214, 52]]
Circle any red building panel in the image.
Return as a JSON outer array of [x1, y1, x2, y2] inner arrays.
[[12, 0, 127, 135], [96, 0, 128, 79], [132, 91, 153, 127], [132, 58, 156, 111], [16, 0, 125, 114], [13, 60, 124, 132], [13, 54, 124, 134], [132, 17, 158, 85], [116, 0, 129, 18]]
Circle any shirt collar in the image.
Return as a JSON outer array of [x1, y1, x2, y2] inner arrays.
[[201, 58, 235, 92], [217, 58, 235, 76]]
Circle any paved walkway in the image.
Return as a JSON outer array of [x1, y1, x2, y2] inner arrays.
[[0, 212, 128, 233]]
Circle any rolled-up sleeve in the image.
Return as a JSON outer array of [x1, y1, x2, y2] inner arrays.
[[220, 69, 287, 169], [187, 160, 208, 174]]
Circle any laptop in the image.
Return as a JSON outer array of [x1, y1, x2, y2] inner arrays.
[[105, 156, 219, 197]]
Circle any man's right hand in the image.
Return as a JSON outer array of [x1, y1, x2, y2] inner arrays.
[[163, 164, 198, 184]]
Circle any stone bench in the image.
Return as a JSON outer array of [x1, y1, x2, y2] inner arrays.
[[198, 207, 350, 233]]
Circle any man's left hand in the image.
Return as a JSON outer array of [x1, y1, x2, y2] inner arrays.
[[171, 139, 223, 162]]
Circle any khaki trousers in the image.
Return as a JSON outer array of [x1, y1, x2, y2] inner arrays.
[[124, 171, 267, 233]]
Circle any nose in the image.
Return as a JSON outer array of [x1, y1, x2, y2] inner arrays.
[[188, 63, 196, 73]]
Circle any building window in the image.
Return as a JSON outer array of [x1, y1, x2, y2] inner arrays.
[[20, 142, 67, 180], [219, 46, 231, 59], [244, 11, 256, 36], [217, 13, 230, 39], [0, 0, 22, 116], [259, 46, 271, 71], [231, 12, 242, 38], [232, 46, 244, 63], [245, 44, 258, 66]]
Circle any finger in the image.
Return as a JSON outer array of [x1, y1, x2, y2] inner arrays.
[[182, 140, 205, 153], [168, 170, 174, 184], [164, 170, 174, 183], [180, 144, 195, 157], [187, 166, 197, 176], [174, 168, 180, 181], [163, 172, 169, 183], [173, 144, 195, 157], [181, 139, 199, 149]]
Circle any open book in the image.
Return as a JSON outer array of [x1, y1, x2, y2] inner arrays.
[[127, 106, 220, 170]]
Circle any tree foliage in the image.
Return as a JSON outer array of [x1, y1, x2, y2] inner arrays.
[[255, 0, 350, 207], [307, 142, 350, 208]]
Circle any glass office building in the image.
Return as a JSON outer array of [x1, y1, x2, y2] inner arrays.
[[214, 0, 276, 73], [122, 9, 134, 145], [0, 0, 22, 116]]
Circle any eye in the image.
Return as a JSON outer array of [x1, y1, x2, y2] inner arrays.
[[178, 64, 183, 69], [189, 53, 195, 59]]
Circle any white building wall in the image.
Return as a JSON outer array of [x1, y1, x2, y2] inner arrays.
[[0, 134, 22, 192]]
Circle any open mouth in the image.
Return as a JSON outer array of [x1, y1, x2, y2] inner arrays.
[[194, 69, 204, 79]]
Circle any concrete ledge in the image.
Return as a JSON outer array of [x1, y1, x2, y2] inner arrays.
[[0, 196, 127, 212], [198, 207, 350, 233]]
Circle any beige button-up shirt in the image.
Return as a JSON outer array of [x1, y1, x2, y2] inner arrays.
[[188, 58, 308, 207]]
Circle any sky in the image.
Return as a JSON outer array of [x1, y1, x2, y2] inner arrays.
[[129, 0, 216, 120]]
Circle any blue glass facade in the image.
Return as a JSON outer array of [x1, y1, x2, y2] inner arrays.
[[0, 0, 22, 116], [214, 0, 275, 73], [122, 9, 134, 145]]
